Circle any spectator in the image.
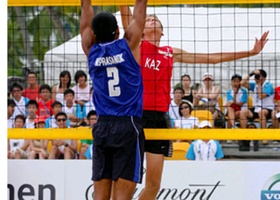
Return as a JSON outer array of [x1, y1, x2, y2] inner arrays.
[[271, 86, 280, 128], [239, 123, 258, 151], [22, 71, 41, 101], [10, 82, 29, 118], [48, 112, 78, 159], [240, 69, 274, 145], [52, 70, 72, 104], [195, 72, 221, 120], [25, 100, 38, 128], [186, 120, 224, 161], [81, 87, 95, 125], [8, 99, 16, 128], [45, 101, 71, 128], [62, 88, 83, 127], [225, 74, 248, 128], [71, 70, 91, 108], [181, 74, 197, 104], [8, 115, 30, 159], [80, 110, 97, 159], [37, 84, 54, 119], [28, 117, 49, 159], [175, 100, 199, 129], [168, 87, 184, 126]]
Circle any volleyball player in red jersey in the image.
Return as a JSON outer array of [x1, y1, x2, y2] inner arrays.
[[120, 6, 269, 200]]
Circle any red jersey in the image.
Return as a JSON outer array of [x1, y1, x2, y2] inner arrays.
[[22, 85, 41, 101], [37, 99, 54, 119], [140, 40, 173, 112], [275, 86, 280, 100]]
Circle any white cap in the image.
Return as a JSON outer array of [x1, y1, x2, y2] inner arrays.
[[181, 99, 194, 109], [198, 120, 212, 128], [202, 72, 214, 81]]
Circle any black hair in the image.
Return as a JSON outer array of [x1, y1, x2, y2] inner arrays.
[[27, 71, 37, 77], [10, 82, 23, 92], [87, 110, 97, 120], [51, 101, 63, 108], [15, 114, 26, 123], [64, 88, 75, 96], [39, 84, 52, 93], [259, 69, 267, 78], [91, 12, 118, 43], [74, 70, 87, 84], [173, 87, 184, 94], [59, 70, 71, 88], [181, 74, 191, 82], [247, 123, 257, 128], [8, 99, 16, 107], [231, 74, 242, 81], [55, 112, 68, 120], [178, 100, 193, 117], [27, 100, 38, 108]]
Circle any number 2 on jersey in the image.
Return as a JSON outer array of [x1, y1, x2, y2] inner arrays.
[[106, 67, 121, 97]]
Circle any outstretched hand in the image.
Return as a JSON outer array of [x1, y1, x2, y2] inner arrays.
[[251, 31, 269, 54]]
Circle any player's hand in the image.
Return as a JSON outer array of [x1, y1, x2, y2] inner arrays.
[[251, 31, 269, 54]]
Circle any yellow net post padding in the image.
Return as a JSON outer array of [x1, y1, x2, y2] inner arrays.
[[7, 128, 280, 140], [7, 0, 280, 6]]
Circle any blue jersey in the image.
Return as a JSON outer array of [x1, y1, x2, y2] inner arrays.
[[88, 39, 143, 117]]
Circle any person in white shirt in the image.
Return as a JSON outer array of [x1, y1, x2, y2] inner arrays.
[[25, 100, 38, 128], [175, 99, 199, 129], [10, 83, 29, 118], [168, 87, 184, 127], [186, 120, 224, 161], [7, 99, 16, 128]]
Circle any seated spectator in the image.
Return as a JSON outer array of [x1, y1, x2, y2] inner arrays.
[[239, 69, 274, 145], [8, 115, 30, 159], [45, 101, 70, 128], [28, 117, 49, 159], [48, 112, 78, 159], [25, 100, 38, 128], [71, 70, 91, 108], [22, 71, 41, 101], [10, 82, 29, 118], [80, 110, 97, 159], [195, 72, 221, 120], [8, 99, 16, 128], [181, 74, 196, 104], [52, 70, 72, 104], [225, 74, 248, 128], [271, 86, 280, 128], [186, 120, 224, 161], [37, 84, 54, 119], [62, 88, 83, 127], [168, 87, 184, 127], [81, 87, 95, 125]]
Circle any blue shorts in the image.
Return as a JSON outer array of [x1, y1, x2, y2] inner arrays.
[[91, 116, 145, 183]]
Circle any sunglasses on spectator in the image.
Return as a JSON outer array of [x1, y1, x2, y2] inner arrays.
[[180, 106, 189, 110], [57, 118, 66, 122]]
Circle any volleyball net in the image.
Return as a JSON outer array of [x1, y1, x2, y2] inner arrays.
[[7, 1, 280, 141]]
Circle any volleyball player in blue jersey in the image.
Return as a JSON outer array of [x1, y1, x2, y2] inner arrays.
[[80, 0, 147, 199]]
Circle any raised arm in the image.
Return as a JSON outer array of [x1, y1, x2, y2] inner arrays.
[[123, 0, 147, 62], [119, 6, 133, 30], [80, 0, 95, 57], [173, 31, 269, 64]]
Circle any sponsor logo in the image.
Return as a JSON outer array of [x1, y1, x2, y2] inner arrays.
[[261, 174, 280, 200]]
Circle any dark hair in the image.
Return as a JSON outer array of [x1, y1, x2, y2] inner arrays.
[[214, 118, 226, 128], [8, 99, 16, 107], [39, 84, 52, 93], [91, 12, 118, 43], [178, 100, 193, 116], [27, 100, 38, 108], [181, 74, 191, 82], [10, 83, 23, 92], [247, 123, 257, 128], [55, 112, 67, 120], [59, 70, 71, 88], [231, 74, 242, 81], [87, 110, 97, 120], [74, 70, 87, 84], [15, 114, 26, 123], [51, 101, 63, 108], [259, 69, 267, 78], [173, 87, 184, 94], [27, 71, 37, 77], [64, 88, 75, 96]]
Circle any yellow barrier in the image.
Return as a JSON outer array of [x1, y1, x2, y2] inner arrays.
[[7, 128, 280, 140], [8, 0, 280, 6]]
